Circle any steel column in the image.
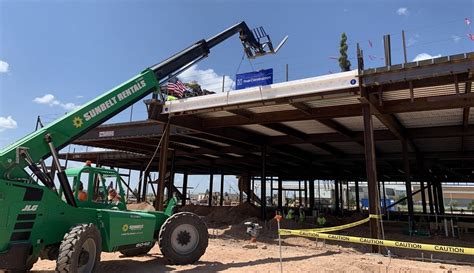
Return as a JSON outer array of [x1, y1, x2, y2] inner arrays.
[[304, 180, 308, 208], [137, 168, 143, 203], [334, 180, 340, 214], [246, 175, 251, 203], [298, 180, 302, 206], [168, 150, 176, 200], [208, 173, 214, 207], [220, 174, 225, 206], [403, 140, 415, 231], [261, 145, 267, 220], [142, 170, 149, 202], [182, 173, 188, 206], [346, 181, 350, 211], [270, 177, 274, 206], [432, 181, 439, 214], [309, 179, 315, 212], [278, 177, 283, 211], [382, 180, 387, 214], [427, 181, 434, 214], [362, 103, 381, 253], [436, 180, 445, 214], [355, 180, 360, 212], [157, 122, 171, 211], [339, 180, 343, 214], [420, 181, 427, 214]]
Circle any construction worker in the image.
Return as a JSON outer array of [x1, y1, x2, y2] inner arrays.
[[316, 213, 327, 227], [108, 188, 121, 202], [286, 208, 295, 220], [77, 182, 88, 202], [298, 206, 306, 223]]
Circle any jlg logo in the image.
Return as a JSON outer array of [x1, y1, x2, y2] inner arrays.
[[21, 205, 38, 212]]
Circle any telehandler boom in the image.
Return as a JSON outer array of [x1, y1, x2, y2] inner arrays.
[[0, 21, 280, 273]]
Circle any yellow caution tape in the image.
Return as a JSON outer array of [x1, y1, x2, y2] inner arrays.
[[279, 229, 474, 255], [304, 214, 380, 233]]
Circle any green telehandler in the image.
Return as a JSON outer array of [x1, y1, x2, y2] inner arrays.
[[0, 22, 280, 272]]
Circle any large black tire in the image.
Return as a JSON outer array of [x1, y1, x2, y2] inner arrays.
[[26, 255, 39, 271], [119, 243, 154, 257], [56, 224, 102, 273], [158, 212, 208, 265]]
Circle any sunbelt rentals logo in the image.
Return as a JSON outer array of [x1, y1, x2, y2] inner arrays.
[[71, 78, 147, 128], [121, 224, 144, 235]]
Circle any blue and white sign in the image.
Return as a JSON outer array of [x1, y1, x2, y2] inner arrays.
[[236, 69, 273, 90]]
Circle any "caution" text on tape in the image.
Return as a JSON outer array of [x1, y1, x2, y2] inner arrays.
[[279, 229, 474, 255]]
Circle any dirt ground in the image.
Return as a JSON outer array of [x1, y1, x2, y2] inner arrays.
[[31, 229, 473, 273], [30, 205, 474, 272]]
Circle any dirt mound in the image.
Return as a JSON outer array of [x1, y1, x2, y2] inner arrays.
[[127, 202, 156, 211], [180, 204, 213, 216], [207, 203, 261, 225], [180, 203, 261, 226]]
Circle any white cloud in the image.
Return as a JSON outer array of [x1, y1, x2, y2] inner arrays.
[[452, 35, 461, 43], [0, 116, 18, 131], [33, 94, 57, 105], [33, 94, 81, 111], [179, 64, 235, 92], [0, 60, 9, 73], [412, 53, 441, 62], [397, 7, 409, 16]]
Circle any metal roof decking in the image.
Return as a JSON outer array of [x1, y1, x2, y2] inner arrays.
[[61, 52, 474, 181], [162, 70, 359, 115]]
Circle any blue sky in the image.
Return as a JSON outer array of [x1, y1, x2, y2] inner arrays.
[[0, 0, 473, 193]]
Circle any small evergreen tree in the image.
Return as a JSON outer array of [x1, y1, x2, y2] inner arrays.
[[338, 32, 351, 71]]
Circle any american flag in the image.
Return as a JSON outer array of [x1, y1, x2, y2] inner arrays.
[[166, 79, 188, 97]]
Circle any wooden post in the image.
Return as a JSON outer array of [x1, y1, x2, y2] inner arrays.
[[208, 173, 214, 207], [182, 173, 188, 206], [220, 174, 225, 206], [362, 103, 381, 253], [157, 122, 170, 211]]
